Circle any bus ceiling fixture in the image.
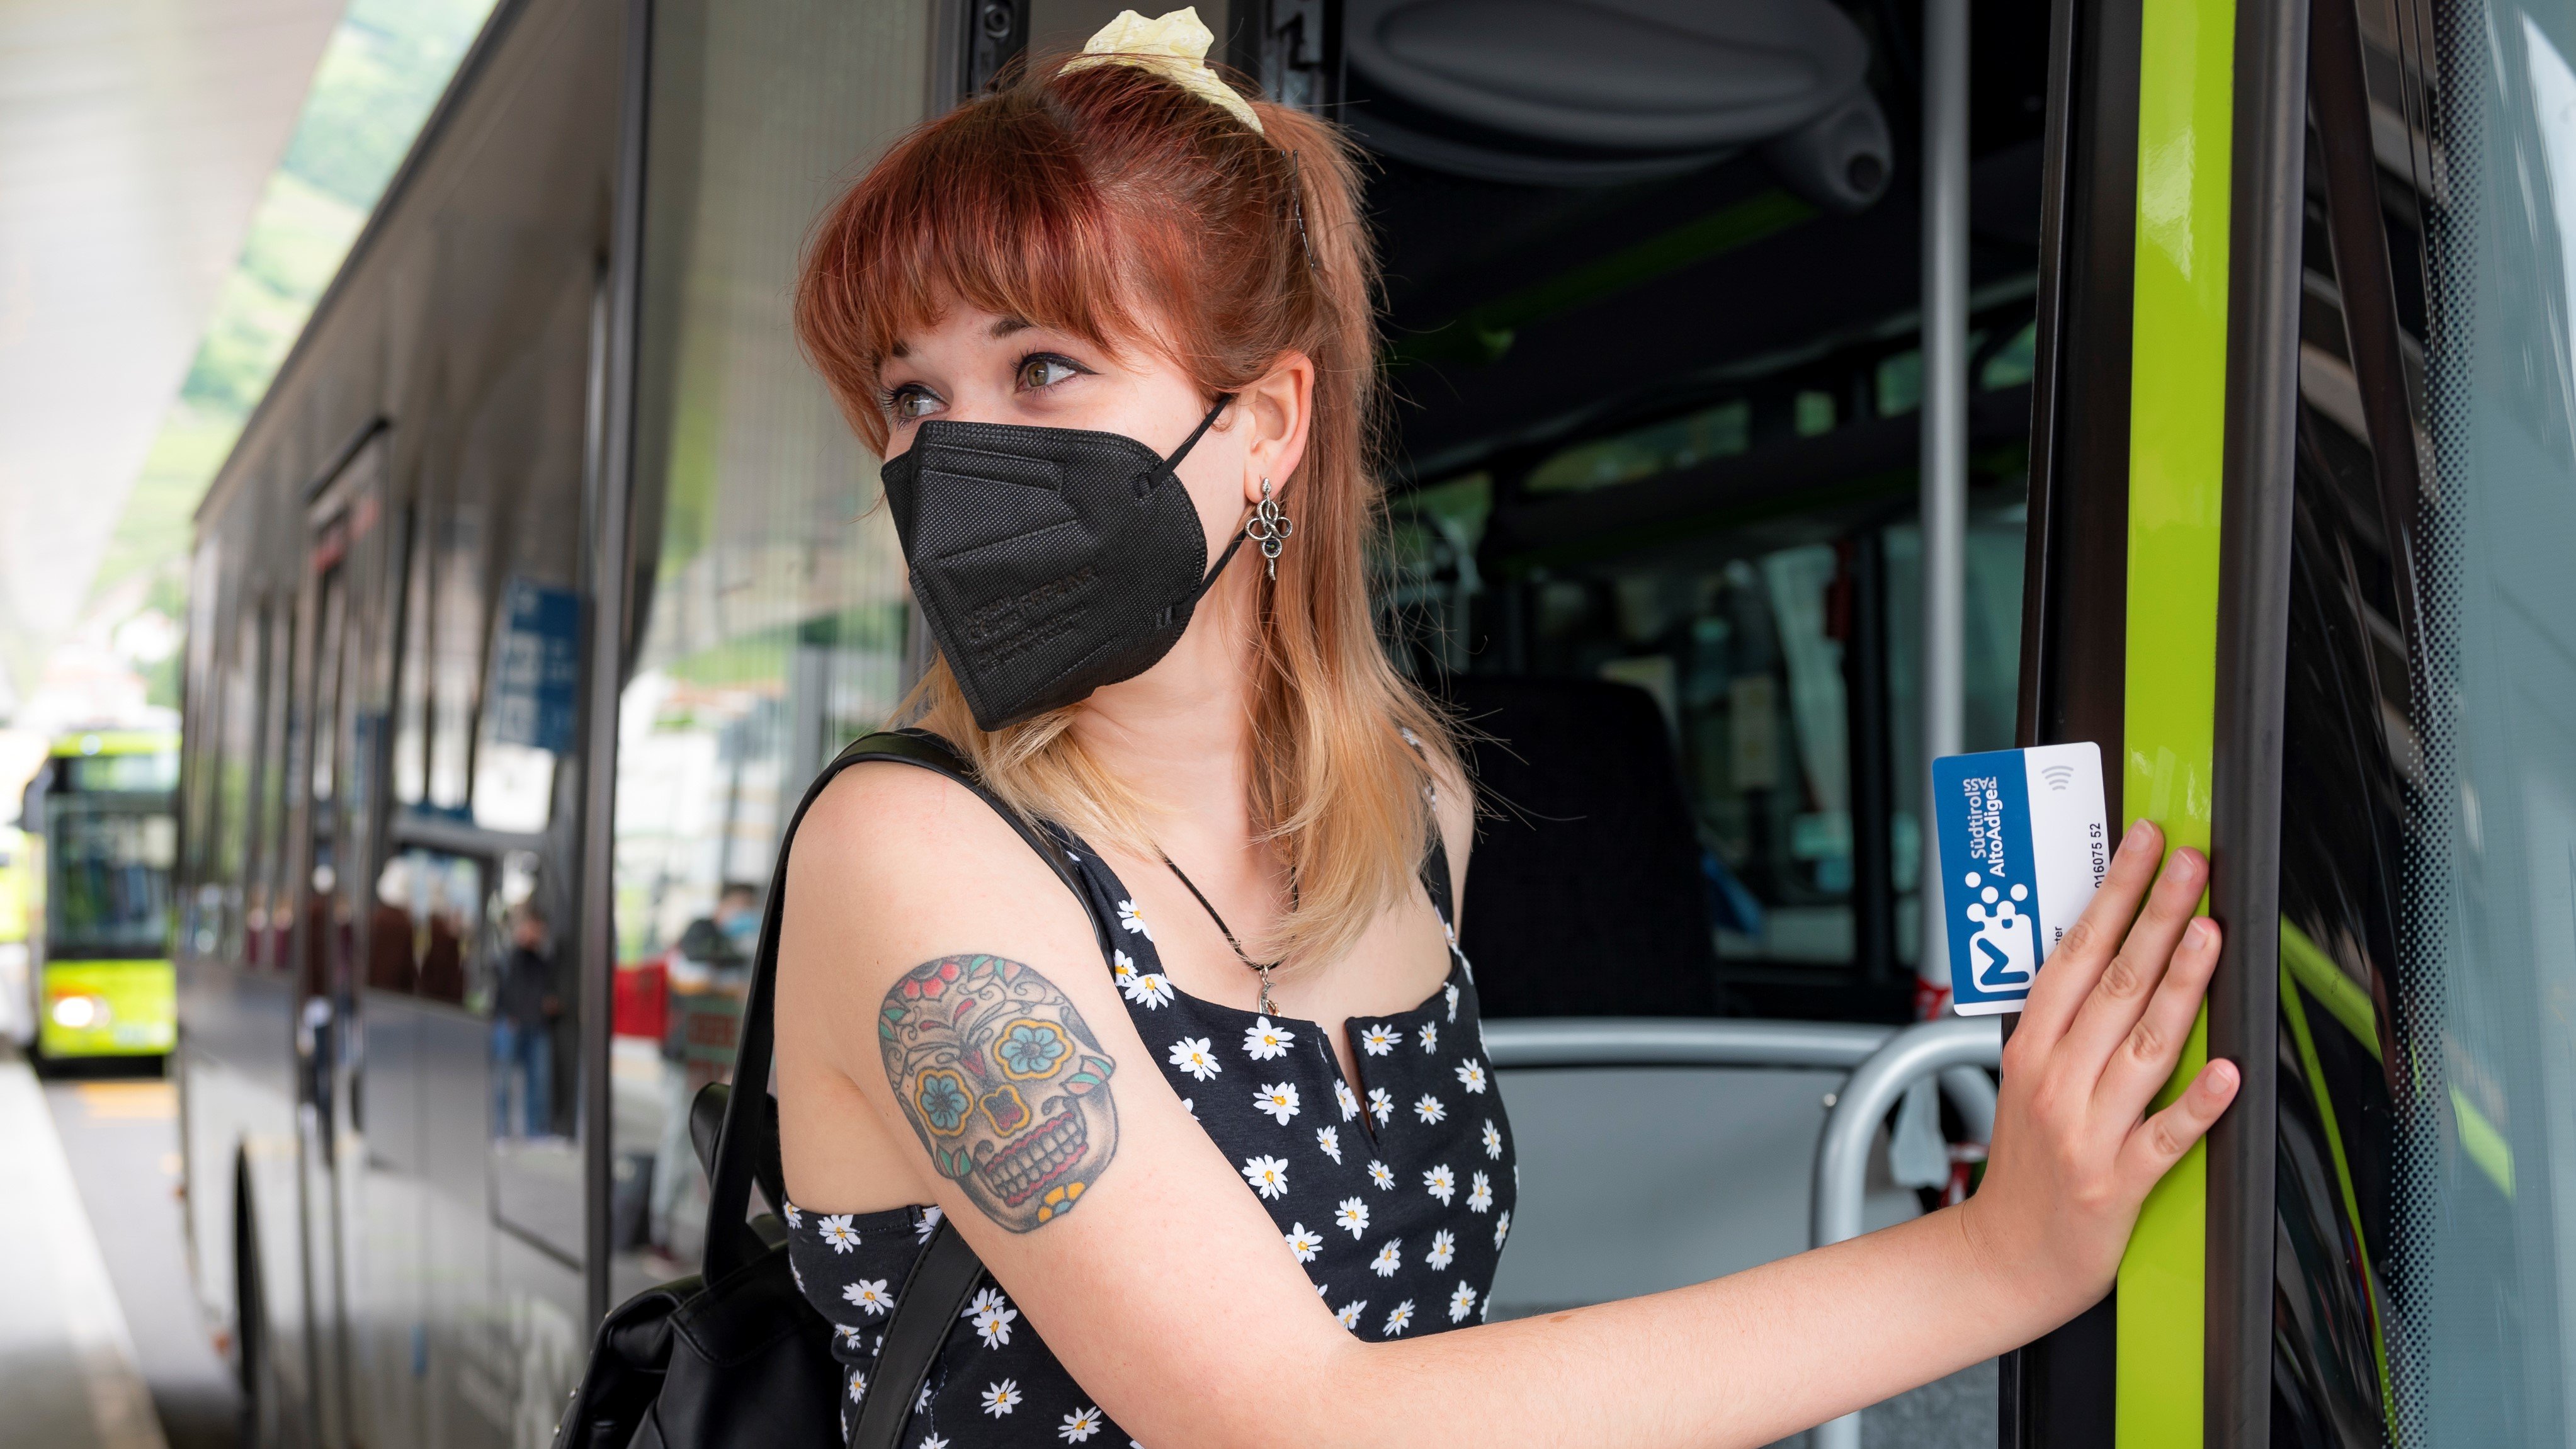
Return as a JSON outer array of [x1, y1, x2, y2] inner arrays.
[[1339, 0, 1890, 208]]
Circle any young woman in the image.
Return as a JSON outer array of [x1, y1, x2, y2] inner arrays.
[[770, 12, 2240, 1446]]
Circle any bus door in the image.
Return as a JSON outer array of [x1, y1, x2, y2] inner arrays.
[[292, 429, 389, 1447], [2022, 0, 2576, 1443]]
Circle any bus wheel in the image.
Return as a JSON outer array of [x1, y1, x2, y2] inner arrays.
[[234, 1174, 287, 1449]]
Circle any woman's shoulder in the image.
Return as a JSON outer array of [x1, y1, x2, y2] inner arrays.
[[790, 752, 1071, 910]]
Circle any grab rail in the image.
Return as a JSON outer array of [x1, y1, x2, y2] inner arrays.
[[1482, 1016, 1896, 1071], [1483, 1012, 2006, 1449], [1807, 1014, 2004, 1449]]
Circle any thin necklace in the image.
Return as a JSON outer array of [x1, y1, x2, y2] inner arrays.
[[1159, 853, 1286, 1016]]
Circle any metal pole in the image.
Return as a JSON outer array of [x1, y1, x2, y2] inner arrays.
[[1809, 1016, 2004, 1449], [1918, 0, 1970, 1007]]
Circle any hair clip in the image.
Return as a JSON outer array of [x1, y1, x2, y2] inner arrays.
[[1286, 149, 1317, 273]]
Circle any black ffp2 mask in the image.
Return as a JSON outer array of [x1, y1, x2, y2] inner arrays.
[[879, 397, 1249, 731]]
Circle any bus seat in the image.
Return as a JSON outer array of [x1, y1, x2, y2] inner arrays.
[[1443, 674, 1718, 1018]]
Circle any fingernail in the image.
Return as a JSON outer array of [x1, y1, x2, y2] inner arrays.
[[2186, 918, 2215, 950], [2125, 819, 2153, 850], [2206, 1059, 2240, 1092]]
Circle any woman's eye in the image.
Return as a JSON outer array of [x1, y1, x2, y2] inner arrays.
[[1017, 355, 1082, 391], [887, 386, 941, 421]]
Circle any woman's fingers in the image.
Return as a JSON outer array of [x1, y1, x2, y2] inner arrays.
[[2012, 820, 2166, 1052], [2052, 846, 2210, 1080], [2091, 914, 2223, 1117], [2116, 1057, 2241, 1190]]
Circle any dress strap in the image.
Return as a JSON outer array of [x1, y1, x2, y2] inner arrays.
[[1421, 829, 1457, 927]]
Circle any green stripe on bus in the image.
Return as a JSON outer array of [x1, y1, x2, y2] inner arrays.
[[2118, 0, 2236, 1441]]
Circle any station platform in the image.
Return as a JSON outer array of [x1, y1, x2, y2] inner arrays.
[[0, 1047, 232, 1449]]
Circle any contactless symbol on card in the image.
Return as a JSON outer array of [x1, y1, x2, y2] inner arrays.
[[1931, 742, 2109, 1015]]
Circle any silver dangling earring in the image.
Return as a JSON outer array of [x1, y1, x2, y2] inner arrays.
[[1245, 477, 1293, 581]]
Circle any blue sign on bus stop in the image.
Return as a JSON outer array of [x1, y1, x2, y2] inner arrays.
[[487, 577, 581, 754]]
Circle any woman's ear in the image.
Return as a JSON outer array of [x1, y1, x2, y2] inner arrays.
[[1237, 351, 1315, 501]]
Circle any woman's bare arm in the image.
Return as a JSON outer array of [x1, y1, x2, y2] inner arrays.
[[783, 767, 2233, 1449]]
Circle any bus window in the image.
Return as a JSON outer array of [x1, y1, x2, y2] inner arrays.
[[47, 797, 176, 959], [2272, 0, 2576, 1433], [1361, 1, 2049, 1025], [606, 0, 929, 1283]]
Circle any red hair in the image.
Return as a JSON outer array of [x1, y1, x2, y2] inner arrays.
[[796, 54, 1460, 967]]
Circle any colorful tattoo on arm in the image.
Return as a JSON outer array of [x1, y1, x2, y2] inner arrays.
[[878, 955, 1119, 1232]]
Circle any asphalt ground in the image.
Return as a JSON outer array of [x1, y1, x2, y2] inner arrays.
[[38, 1059, 239, 1449]]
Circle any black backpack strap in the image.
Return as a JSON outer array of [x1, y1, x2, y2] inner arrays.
[[848, 1221, 983, 1449], [699, 726, 1111, 1315]]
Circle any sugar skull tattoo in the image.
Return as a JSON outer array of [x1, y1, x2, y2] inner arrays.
[[878, 955, 1118, 1232]]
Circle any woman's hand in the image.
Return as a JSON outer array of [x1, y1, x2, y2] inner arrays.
[[1958, 819, 2242, 1321]]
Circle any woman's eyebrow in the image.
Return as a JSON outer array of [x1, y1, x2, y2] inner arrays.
[[989, 315, 1035, 339]]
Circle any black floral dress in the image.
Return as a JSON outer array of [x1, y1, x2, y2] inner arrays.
[[783, 825, 1516, 1447]]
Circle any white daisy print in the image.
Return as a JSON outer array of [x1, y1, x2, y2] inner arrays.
[[1426, 1228, 1456, 1270], [981, 1380, 1023, 1418], [1467, 1171, 1494, 1213], [1242, 1016, 1295, 1060], [1424, 1164, 1456, 1205], [1111, 950, 1136, 987], [842, 1278, 895, 1316], [1334, 1079, 1359, 1121], [848, 1369, 868, 1404], [1252, 1082, 1302, 1125], [918, 1382, 933, 1412], [920, 1436, 948, 1449], [1335, 1196, 1371, 1237], [1181, 1097, 1197, 1120], [1382, 1300, 1416, 1337], [1359, 1023, 1399, 1056], [1242, 1154, 1291, 1200], [1444, 981, 1461, 1022], [1494, 1208, 1512, 1250], [836, 1324, 865, 1348], [1370, 1240, 1403, 1278], [783, 1203, 803, 1229], [1059, 1406, 1105, 1441], [1315, 1125, 1343, 1162], [1414, 1093, 1448, 1125], [1115, 900, 1152, 940], [1366, 1159, 1395, 1191], [1448, 1281, 1479, 1323], [793, 1263, 806, 1293], [1283, 1222, 1322, 1263], [1336, 1299, 1368, 1332], [1122, 970, 1175, 1010], [1167, 1036, 1222, 1081], [1482, 1119, 1504, 1159], [1456, 1060, 1488, 1094], [1367, 1088, 1395, 1125], [1418, 1021, 1440, 1054], [819, 1213, 860, 1253], [917, 1204, 945, 1242], [964, 1287, 1018, 1349]]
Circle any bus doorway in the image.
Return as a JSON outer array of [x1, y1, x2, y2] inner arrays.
[[1233, 0, 2050, 1426]]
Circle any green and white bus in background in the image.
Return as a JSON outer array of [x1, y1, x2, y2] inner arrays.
[[22, 730, 181, 1064]]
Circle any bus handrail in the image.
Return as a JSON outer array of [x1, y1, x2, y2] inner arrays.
[[1809, 1016, 2003, 1246], [1482, 1016, 1899, 1071], [1807, 1014, 2004, 1449], [1480, 1019, 1997, 1141]]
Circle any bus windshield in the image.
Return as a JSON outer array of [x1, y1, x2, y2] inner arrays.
[[47, 792, 177, 960]]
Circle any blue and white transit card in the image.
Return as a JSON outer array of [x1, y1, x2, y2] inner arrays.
[[1931, 742, 2111, 1015]]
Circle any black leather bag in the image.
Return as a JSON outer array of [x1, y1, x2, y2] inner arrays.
[[555, 730, 1110, 1449]]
